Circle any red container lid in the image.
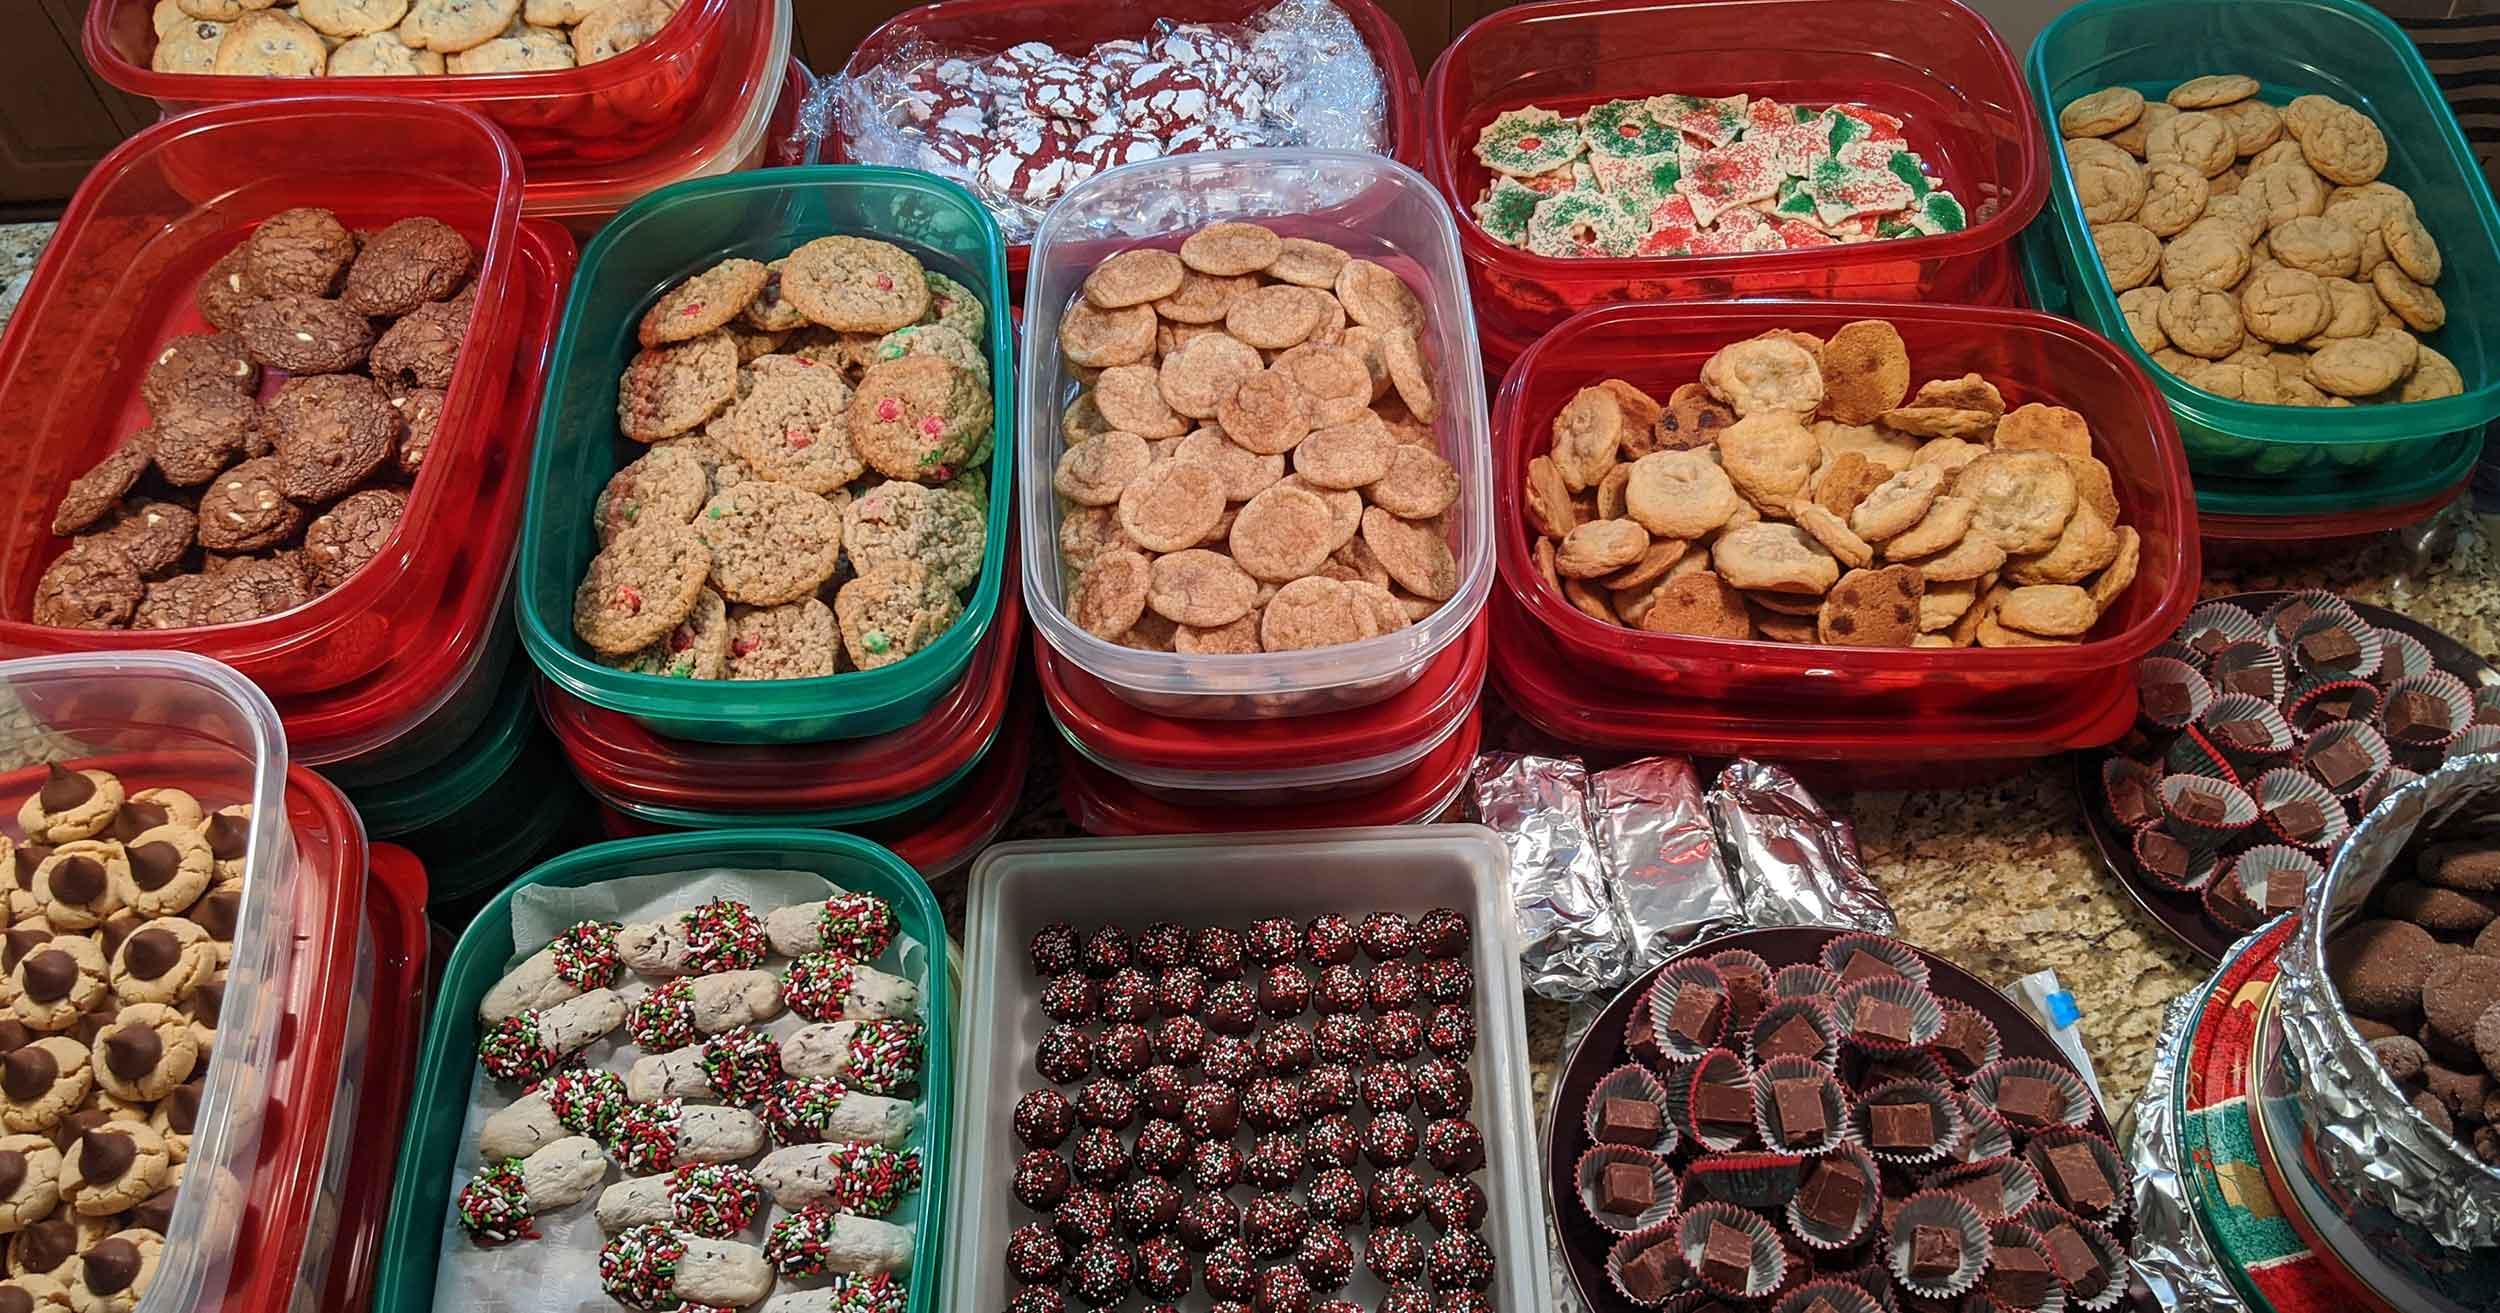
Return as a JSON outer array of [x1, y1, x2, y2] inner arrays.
[[0, 98, 523, 697], [1490, 591, 2135, 777], [547, 572, 1023, 811], [86, 0, 743, 185], [1039, 615, 1487, 775], [1056, 707, 1482, 836], [315, 841, 430, 1313], [591, 706, 1033, 876], [279, 220, 575, 765], [832, 0, 1425, 280]]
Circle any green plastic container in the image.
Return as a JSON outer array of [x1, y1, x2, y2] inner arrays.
[[343, 662, 538, 839], [375, 830, 953, 1313], [2023, 0, 2500, 516], [582, 721, 1000, 831], [516, 165, 1014, 744]]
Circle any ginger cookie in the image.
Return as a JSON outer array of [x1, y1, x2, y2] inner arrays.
[[1215, 370, 1315, 456], [1367, 444, 1460, 520], [1093, 363, 1187, 439], [1228, 485, 1337, 584], [2061, 87, 2145, 138], [1180, 223, 1283, 278], [640, 258, 770, 348], [1260, 577, 1375, 652], [1293, 413, 1394, 490], [1224, 285, 1327, 351], [1115, 461, 1226, 554], [1068, 549, 1151, 641], [1360, 508, 1457, 602], [1153, 272, 1259, 327], [1160, 334, 1265, 421], [1084, 249, 1187, 309], [780, 237, 930, 333], [693, 483, 843, 606], [571, 521, 710, 656], [1146, 549, 1258, 628], [1055, 433, 1154, 507]]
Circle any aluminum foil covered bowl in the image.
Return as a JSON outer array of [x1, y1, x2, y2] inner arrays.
[[2278, 751, 2500, 1251]]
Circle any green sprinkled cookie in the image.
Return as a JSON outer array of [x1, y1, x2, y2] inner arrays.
[[1583, 99, 1679, 158], [1472, 177, 1544, 247], [1473, 106, 1586, 178], [1525, 189, 1637, 259]]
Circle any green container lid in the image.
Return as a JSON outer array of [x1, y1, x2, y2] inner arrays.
[[2022, 0, 2500, 515], [343, 662, 540, 839], [516, 165, 1014, 745], [376, 830, 953, 1313]]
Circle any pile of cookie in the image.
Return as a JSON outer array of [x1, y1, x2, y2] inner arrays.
[[34, 205, 473, 631], [1571, 934, 2126, 1311], [572, 237, 992, 681], [1529, 320, 2143, 648], [1471, 96, 1968, 259], [2059, 75, 2461, 405], [1053, 222, 1464, 657], [0, 764, 249, 1313], [455, 891, 930, 1313], [2103, 593, 2500, 939], [1002, 910, 1493, 1313], [842, 3, 1388, 237], [148, 0, 685, 79], [2331, 834, 2500, 1164]]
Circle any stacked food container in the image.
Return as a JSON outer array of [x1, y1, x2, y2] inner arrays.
[[1424, 0, 2049, 371], [1019, 150, 1496, 833], [0, 650, 427, 1313], [520, 165, 1022, 855], [2020, 0, 2500, 539]]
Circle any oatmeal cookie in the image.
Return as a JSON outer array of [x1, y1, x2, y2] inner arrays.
[[841, 479, 984, 593], [834, 561, 960, 669], [724, 600, 840, 681], [571, 521, 710, 656], [781, 237, 929, 333], [619, 334, 739, 444], [847, 357, 989, 482], [693, 483, 844, 606], [710, 370, 862, 495]]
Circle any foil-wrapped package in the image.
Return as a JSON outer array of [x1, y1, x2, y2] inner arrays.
[[1590, 756, 1741, 977], [2125, 989, 2246, 1313], [1706, 759, 1896, 935], [2276, 751, 2500, 1250], [1469, 752, 1626, 1002], [819, 0, 1390, 243]]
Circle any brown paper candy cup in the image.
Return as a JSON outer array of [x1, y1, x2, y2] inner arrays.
[[1884, 1188, 1991, 1299], [2289, 612, 2383, 683], [1680, 1046, 1758, 1153], [1678, 1199, 1789, 1302], [1606, 1217, 1686, 1309], [2198, 693, 2295, 774], [1751, 1054, 1859, 1156], [1585, 1062, 1678, 1156], [2299, 719, 2392, 801], [1747, 998, 1840, 1069], [1783, 1140, 1881, 1251], [1969, 1058, 2094, 1133], [1771, 963, 1841, 1005], [1773, 1278, 1886, 1313], [1818, 933, 1932, 991], [2262, 589, 2356, 645], [2021, 1125, 2128, 1226], [1924, 1154, 2045, 1224], [2283, 675, 2382, 740], [1647, 958, 1733, 1062], [1833, 975, 1946, 1056], [2130, 823, 2218, 894], [2134, 657, 2214, 732], [1577, 1142, 1676, 1235], [2156, 773, 2259, 847], [1856, 1076, 1963, 1167], [2251, 766, 2349, 853], [2099, 757, 2164, 830], [1945, 1091, 2017, 1165], [2380, 669, 2474, 753]]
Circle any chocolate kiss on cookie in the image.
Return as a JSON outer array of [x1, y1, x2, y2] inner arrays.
[[127, 1185, 176, 1233], [20, 951, 77, 1004], [103, 1027, 160, 1083], [187, 980, 222, 1029], [97, 915, 138, 962], [78, 1129, 133, 1181], [7, 845, 47, 891], [83, 1238, 141, 1295], [203, 814, 247, 862], [163, 1081, 200, 1136], [37, 764, 92, 813], [125, 843, 181, 894], [0, 1021, 31, 1054], [194, 888, 239, 941], [15, 1218, 75, 1272], [1, 1047, 54, 1101], [49, 1110, 105, 1154], [109, 802, 168, 845], [122, 931, 180, 983], [0, 1149, 22, 1198], [48, 857, 105, 906], [3, 929, 50, 973]]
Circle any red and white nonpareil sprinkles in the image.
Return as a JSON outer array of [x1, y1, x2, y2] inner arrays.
[[681, 898, 771, 973], [598, 1223, 688, 1310], [551, 919, 624, 991], [699, 1027, 785, 1107], [455, 1160, 536, 1245], [665, 1163, 766, 1238], [843, 1019, 924, 1095]]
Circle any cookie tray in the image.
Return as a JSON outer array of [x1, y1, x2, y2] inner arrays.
[[1489, 298, 2201, 719], [515, 165, 1015, 745], [373, 829, 955, 1313], [86, 0, 740, 175], [2023, 0, 2500, 496], [951, 827, 1551, 1312], [1424, 0, 2045, 368]]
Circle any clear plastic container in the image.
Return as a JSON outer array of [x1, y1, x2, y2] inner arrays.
[[1490, 590, 2139, 786], [376, 830, 955, 1313], [0, 651, 361, 1313], [2023, 0, 2500, 505], [1039, 614, 1487, 803], [828, 0, 1427, 282], [1424, 0, 2046, 369], [1493, 299, 2200, 720], [0, 98, 523, 696], [516, 165, 1013, 744], [86, 0, 738, 174], [1053, 708, 1481, 834], [954, 828, 1544, 1310], [1018, 149, 1494, 719], [540, 560, 1023, 810]]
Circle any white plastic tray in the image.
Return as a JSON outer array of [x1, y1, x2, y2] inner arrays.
[[950, 826, 1551, 1311]]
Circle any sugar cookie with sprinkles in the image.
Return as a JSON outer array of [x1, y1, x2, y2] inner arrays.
[[1474, 106, 1586, 177]]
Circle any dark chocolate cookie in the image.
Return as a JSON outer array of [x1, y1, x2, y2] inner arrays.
[[341, 217, 472, 317], [2423, 954, 2500, 1049], [266, 374, 397, 504], [192, 555, 311, 626], [393, 388, 445, 477], [302, 488, 405, 591], [150, 387, 260, 487], [79, 499, 197, 578], [51, 440, 155, 536], [131, 573, 215, 630], [2329, 918, 2442, 1022], [31, 545, 141, 630], [367, 289, 469, 390], [242, 207, 354, 297], [194, 458, 305, 553], [194, 248, 263, 335], [2382, 881, 2500, 934], [140, 333, 257, 412], [237, 295, 375, 375]]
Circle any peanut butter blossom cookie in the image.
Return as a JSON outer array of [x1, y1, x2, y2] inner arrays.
[[576, 235, 996, 678], [1471, 94, 1965, 259]]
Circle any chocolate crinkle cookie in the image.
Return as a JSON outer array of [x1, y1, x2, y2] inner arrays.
[[2332, 834, 2500, 1163], [28, 205, 473, 629]]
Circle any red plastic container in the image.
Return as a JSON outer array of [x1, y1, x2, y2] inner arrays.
[[546, 569, 1022, 813], [1040, 617, 1488, 804], [0, 98, 522, 697], [288, 219, 575, 773], [1493, 300, 2200, 722], [88, 0, 736, 172], [1055, 709, 1481, 836], [1491, 591, 2136, 786], [1425, 0, 2046, 368], [831, 0, 1426, 282], [594, 706, 1035, 880], [311, 840, 430, 1313]]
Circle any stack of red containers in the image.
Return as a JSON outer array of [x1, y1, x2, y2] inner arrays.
[[0, 99, 581, 794]]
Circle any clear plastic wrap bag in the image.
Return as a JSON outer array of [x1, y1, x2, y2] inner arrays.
[[822, 0, 1389, 242]]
